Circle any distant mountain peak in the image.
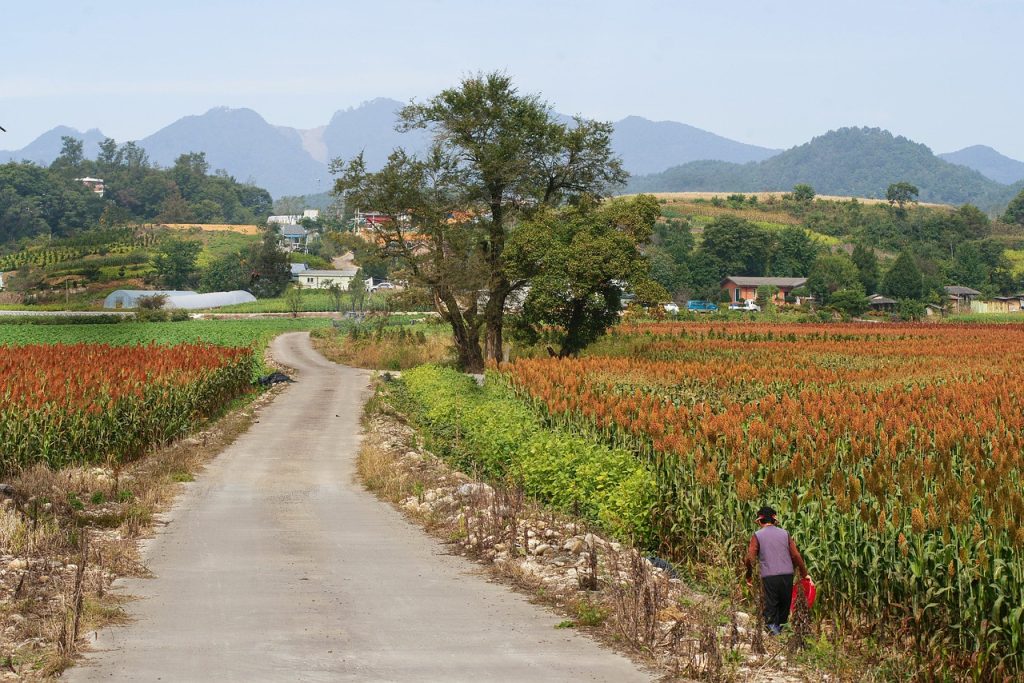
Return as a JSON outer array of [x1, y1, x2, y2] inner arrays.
[[939, 145, 1024, 185]]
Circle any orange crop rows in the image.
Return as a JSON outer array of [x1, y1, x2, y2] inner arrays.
[[502, 322, 1024, 675], [0, 343, 254, 472]]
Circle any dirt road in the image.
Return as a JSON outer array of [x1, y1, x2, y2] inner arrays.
[[69, 332, 651, 682]]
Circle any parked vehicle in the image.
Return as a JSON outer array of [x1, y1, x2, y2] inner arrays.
[[663, 302, 680, 314], [728, 299, 761, 312], [686, 300, 718, 312]]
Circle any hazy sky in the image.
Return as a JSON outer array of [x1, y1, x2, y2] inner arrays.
[[2, 0, 1022, 158]]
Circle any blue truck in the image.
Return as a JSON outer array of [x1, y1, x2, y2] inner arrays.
[[686, 300, 719, 313]]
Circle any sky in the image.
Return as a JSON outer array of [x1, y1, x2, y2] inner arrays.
[[2, 0, 1023, 158]]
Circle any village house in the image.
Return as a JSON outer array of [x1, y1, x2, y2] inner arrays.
[[74, 177, 105, 197], [944, 285, 982, 313], [279, 224, 310, 251], [720, 276, 808, 306], [867, 293, 897, 313], [295, 268, 359, 290]]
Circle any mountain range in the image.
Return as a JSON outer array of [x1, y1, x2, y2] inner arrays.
[[2, 100, 1023, 208], [628, 128, 1024, 209]]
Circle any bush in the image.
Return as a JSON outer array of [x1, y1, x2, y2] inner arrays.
[[397, 365, 657, 543]]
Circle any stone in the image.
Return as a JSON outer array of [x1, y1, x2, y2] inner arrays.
[[735, 611, 751, 627], [563, 538, 585, 553], [457, 483, 493, 499], [533, 544, 552, 556], [7, 558, 26, 570]]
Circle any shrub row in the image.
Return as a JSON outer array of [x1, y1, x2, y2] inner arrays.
[[396, 365, 656, 543]]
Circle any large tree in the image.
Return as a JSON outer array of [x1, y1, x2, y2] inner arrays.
[[506, 195, 665, 357], [697, 216, 772, 278], [851, 243, 880, 294], [333, 73, 626, 371], [151, 238, 201, 289], [882, 250, 924, 300], [771, 226, 819, 277], [886, 181, 919, 216], [806, 253, 861, 304]]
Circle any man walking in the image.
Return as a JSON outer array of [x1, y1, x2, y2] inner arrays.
[[744, 506, 809, 635]]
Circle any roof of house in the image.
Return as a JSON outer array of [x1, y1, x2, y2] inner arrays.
[[280, 224, 308, 237], [944, 285, 982, 296], [290, 263, 309, 275], [721, 276, 808, 288], [300, 269, 358, 277], [868, 294, 897, 305]]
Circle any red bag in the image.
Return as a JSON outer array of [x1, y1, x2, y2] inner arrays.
[[792, 576, 817, 610]]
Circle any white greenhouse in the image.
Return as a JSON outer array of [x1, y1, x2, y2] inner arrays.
[[103, 290, 257, 310]]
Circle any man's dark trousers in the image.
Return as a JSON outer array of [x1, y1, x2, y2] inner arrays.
[[762, 574, 794, 627]]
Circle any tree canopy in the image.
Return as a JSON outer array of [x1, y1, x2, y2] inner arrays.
[[506, 195, 665, 356], [333, 72, 626, 371]]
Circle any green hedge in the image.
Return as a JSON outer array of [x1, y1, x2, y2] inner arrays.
[[397, 365, 657, 544]]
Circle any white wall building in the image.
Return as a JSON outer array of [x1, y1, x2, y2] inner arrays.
[[295, 268, 359, 290]]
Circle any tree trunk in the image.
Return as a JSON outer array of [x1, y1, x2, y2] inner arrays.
[[483, 278, 511, 363], [438, 288, 485, 373]]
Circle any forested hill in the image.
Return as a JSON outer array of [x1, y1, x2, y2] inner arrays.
[[0, 138, 272, 245], [627, 127, 1014, 208]]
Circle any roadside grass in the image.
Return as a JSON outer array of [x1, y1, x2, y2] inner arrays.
[[202, 290, 394, 314], [310, 321, 453, 371]]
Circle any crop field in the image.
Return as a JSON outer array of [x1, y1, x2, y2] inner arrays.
[[497, 322, 1024, 675], [0, 318, 331, 349], [207, 290, 394, 314], [0, 343, 254, 473]]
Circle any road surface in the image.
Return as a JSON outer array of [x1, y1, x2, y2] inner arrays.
[[69, 332, 651, 682]]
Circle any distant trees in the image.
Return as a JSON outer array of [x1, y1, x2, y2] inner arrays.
[[151, 238, 201, 289], [882, 251, 924, 300], [792, 184, 816, 202], [851, 243, 880, 294], [771, 226, 819, 277], [807, 253, 861, 304], [886, 182, 919, 215], [200, 251, 249, 292], [698, 216, 772, 279], [1003, 188, 1024, 226], [246, 232, 292, 298], [0, 139, 273, 247]]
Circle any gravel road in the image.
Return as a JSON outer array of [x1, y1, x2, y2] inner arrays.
[[68, 332, 651, 682]]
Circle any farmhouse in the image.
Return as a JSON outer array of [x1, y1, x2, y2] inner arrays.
[[295, 268, 359, 290], [867, 294, 897, 312], [268, 209, 319, 225], [720, 276, 808, 305], [944, 285, 981, 313], [279, 224, 310, 250], [74, 177, 105, 196]]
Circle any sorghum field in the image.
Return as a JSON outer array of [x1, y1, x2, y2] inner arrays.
[[0, 342, 254, 473], [501, 322, 1024, 677]]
